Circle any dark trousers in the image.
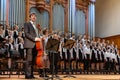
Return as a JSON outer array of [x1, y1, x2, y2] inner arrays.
[[105, 58, 110, 71], [111, 59, 116, 71], [84, 59, 90, 70], [84, 55, 90, 71], [49, 52, 59, 74], [25, 47, 37, 77], [19, 49, 24, 59]]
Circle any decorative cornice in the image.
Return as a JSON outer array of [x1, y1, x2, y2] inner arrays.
[[90, 0, 96, 4], [29, 0, 91, 12], [76, 0, 90, 11], [29, 0, 50, 12]]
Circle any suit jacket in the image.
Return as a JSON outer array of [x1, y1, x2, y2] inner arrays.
[[24, 22, 37, 48]]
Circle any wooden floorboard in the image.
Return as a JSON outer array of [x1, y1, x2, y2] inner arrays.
[[0, 75, 120, 80]]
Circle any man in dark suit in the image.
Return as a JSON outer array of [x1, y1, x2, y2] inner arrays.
[[24, 13, 41, 79]]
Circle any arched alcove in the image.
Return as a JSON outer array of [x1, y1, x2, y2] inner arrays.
[[52, 3, 64, 31]]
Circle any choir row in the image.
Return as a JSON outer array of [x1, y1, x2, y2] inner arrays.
[[0, 25, 120, 74]]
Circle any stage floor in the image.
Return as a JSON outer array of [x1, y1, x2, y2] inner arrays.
[[0, 75, 120, 80]]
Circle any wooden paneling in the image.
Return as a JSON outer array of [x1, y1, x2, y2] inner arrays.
[[102, 35, 120, 53]]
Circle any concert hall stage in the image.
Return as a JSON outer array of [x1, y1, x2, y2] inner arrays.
[[0, 75, 120, 80]]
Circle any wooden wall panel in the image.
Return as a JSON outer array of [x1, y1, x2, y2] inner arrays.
[[102, 35, 120, 53]]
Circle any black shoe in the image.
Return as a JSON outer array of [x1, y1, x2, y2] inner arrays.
[[25, 76, 32, 79], [66, 72, 69, 74], [39, 74, 44, 77], [16, 72, 19, 75], [30, 75, 35, 79], [31, 76, 35, 79], [71, 71, 73, 74], [45, 74, 49, 77], [55, 75, 60, 78]]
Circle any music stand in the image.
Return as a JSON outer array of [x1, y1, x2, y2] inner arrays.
[[63, 39, 76, 78], [45, 38, 61, 80], [46, 38, 60, 52]]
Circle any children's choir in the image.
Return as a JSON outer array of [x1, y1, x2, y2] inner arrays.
[[0, 25, 120, 75]]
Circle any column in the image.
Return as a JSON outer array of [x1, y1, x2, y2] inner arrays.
[[64, 3, 68, 33], [6, 0, 9, 25], [16, 0, 18, 24], [12, 0, 16, 27], [88, 0, 95, 39], [85, 9, 88, 36], [25, 0, 30, 22], [11, 0, 13, 27], [18, 0, 20, 26], [69, 0, 75, 35], [49, 0, 53, 33], [23, 0, 25, 26], [1, 0, 6, 27]]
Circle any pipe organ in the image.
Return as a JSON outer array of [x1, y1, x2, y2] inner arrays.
[[0, 0, 25, 28], [0, 0, 95, 37]]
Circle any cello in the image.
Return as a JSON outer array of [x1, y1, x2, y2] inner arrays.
[[36, 39, 44, 68], [35, 24, 50, 68], [35, 24, 44, 68]]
